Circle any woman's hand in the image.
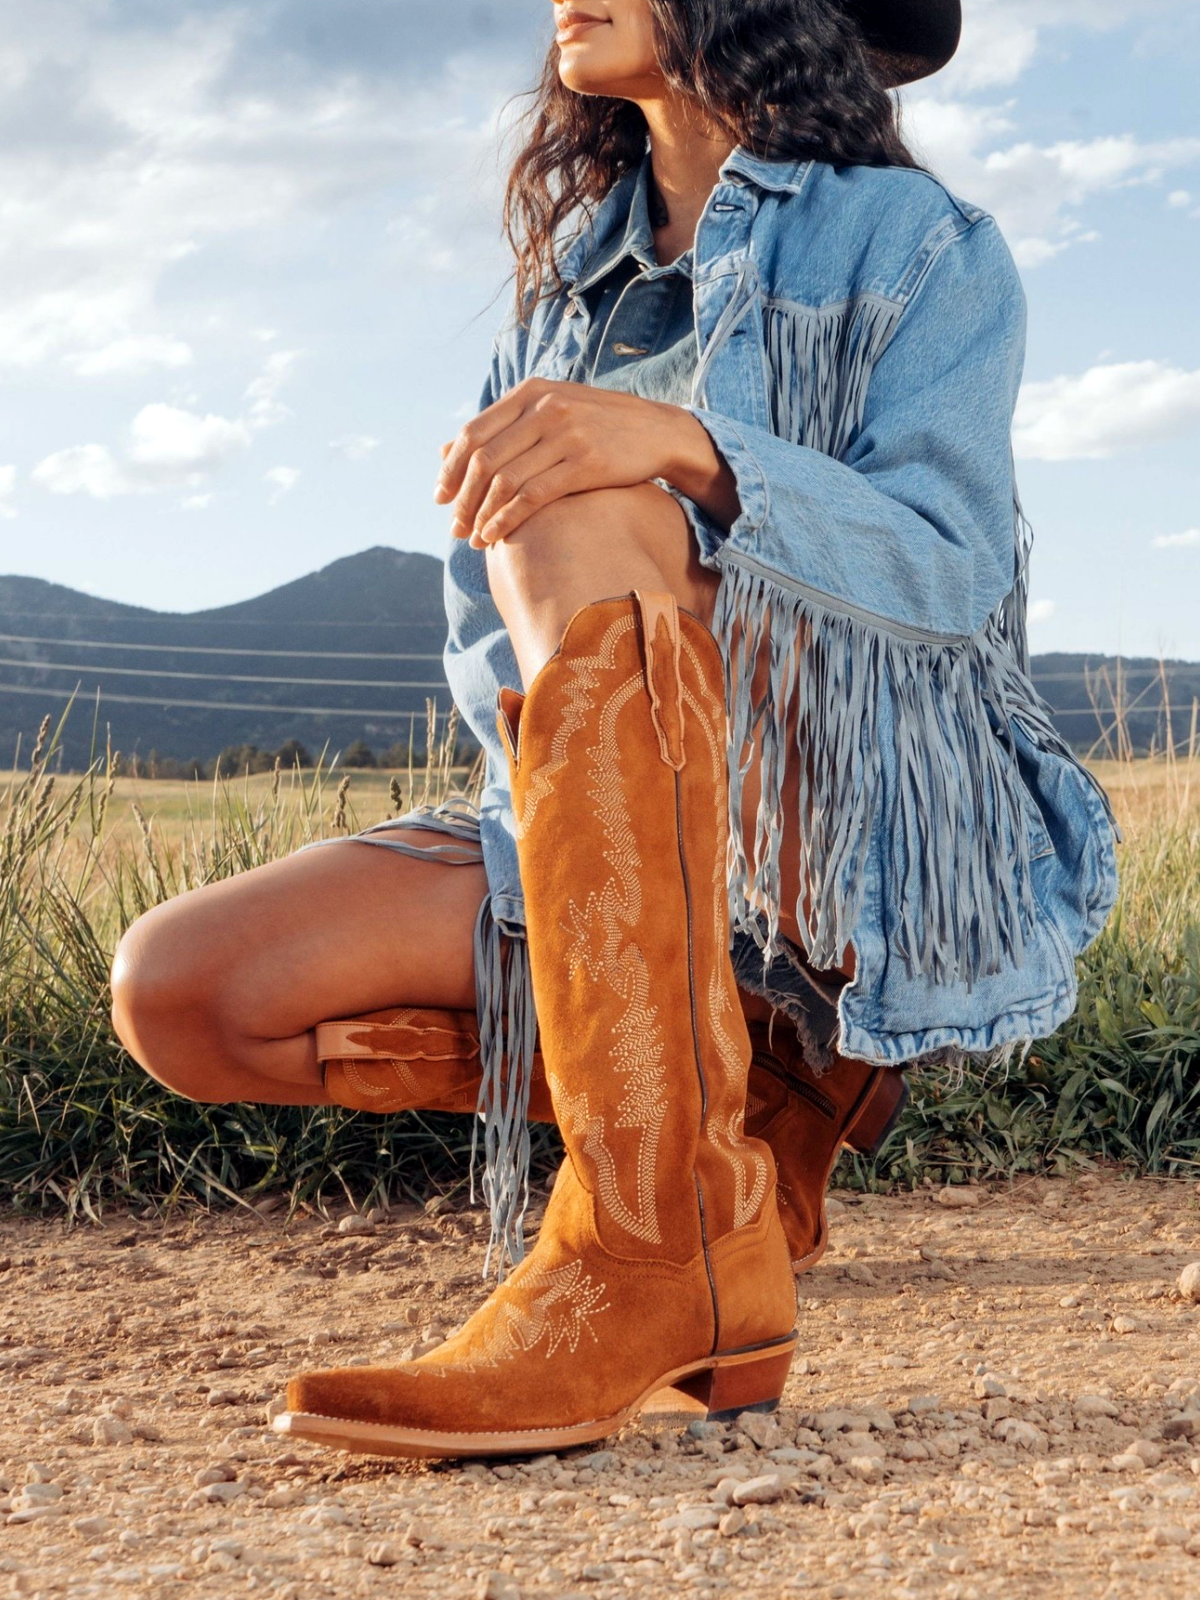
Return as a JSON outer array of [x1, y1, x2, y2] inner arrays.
[[433, 378, 690, 548]]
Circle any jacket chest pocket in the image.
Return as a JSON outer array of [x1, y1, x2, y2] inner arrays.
[[1019, 784, 1057, 861], [692, 263, 773, 431]]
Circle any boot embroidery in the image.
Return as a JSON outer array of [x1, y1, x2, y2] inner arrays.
[[681, 638, 771, 1228], [430, 1259, 611, 1372], [513, 614, 638, 839], [342, 1058, 421, 1100], [552, 672, 670, 1246], [744, 1088, 769, 1121]]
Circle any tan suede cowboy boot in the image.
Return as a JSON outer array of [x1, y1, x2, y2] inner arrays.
[[744, 1021, 907, 1270], [273, 591, 798, 1458], [316, 1001, 906, 1271]]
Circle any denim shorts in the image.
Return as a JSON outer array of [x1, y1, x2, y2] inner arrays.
[[295, 799, 851, 1076]]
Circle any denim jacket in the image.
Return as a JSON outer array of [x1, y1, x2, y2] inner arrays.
[[443, 143, 1122, 1085]]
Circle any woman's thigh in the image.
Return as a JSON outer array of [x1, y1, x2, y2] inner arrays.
[[109, 829, 488, 1103]]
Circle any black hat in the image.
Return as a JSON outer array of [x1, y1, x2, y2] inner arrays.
[[846, 1, 962, 87]]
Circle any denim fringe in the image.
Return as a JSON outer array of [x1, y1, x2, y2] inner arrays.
[[994, 470, 1035, 678], [710, 553, 1119, 998], [470, 894, 537, 1280], [763, 294, 904, 458]]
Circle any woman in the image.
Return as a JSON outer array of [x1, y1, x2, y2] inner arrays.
[[109, 0, 1121, 1460]]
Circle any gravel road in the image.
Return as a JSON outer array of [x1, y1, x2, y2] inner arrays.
[[2, 1170, 1199, 1599]]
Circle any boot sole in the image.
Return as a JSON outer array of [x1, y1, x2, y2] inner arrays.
[[270, 1333, 798, 1460], [788, 1070, 909, 1275]]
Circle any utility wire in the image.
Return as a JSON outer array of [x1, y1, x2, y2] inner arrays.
[[0, 682, 444, 717], [0, 655, 443, 690], [0, 630, 1189, 683], [0, 631, 442, 662], [0, 609, 446, 629]]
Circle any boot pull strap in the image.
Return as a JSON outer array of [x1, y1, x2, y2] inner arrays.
[[633, 589, 686, 771]]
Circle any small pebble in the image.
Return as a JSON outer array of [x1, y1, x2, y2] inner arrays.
[[738, 1412, 784, 1451], [476, 1575, 520, 1600], [338, 1214, 375, 1236], [1074, 1395, 1120, 1419], [91, 1416, 133, 1446], [732, 1473, 787, 1506]]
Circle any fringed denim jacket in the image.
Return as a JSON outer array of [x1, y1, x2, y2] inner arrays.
[[438, 143, 1121, 1264]]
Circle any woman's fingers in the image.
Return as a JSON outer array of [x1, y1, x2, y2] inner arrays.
[[464, 443, 579, 546], [440, 381, 674, 543], [446, 411, 553, 533], [436, 378, 550, 505]]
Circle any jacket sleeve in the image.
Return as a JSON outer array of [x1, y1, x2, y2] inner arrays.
[[442, 326, 526, 809], [669, 213, 1027, 639]]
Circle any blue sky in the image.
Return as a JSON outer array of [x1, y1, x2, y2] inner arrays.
[[1, 0, 1197, 659]]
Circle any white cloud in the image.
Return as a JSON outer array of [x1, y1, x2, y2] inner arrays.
[[328, 434, 380, 461], [31, 443, 139, 501], [0, 6, 513, 378], [902, 98, 1200, 264], [67, 335, 193, 378], [30, 346, 295, 498], [1167, 189, 1192, 207], [1027, 598, 1057, 624], [1014, 359, 1200, 460], [127, 403, 253, 481], [0, 463, 16, 519], [1152, 528, 1200, 548], [244, 350, 304, 431], [181, 492, 214, 512], [927, 1, 1188, 94], [265, 466, 300, 505]]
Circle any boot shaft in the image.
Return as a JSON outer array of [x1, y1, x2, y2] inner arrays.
[[495, 591, 773, 1270]]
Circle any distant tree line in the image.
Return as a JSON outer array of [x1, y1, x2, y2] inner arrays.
[[118, 733, 479, 781]]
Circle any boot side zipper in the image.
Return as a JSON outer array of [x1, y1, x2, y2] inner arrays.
[[750, 1051, 837, 1121]]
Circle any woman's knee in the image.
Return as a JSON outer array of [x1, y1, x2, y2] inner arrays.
[[109, 899, 232, 1098], [110, 900, 195, 1033]]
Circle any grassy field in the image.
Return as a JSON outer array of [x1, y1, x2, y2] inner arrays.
[[1, 705, 1197, 1222]]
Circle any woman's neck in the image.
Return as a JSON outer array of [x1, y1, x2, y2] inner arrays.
[[639, 103, 735, 268]]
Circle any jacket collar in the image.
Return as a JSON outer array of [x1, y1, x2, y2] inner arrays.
[[556, 144, 814, 292], [569, 148, 671, 297]]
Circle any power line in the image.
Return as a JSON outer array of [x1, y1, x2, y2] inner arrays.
[[0, 656, 443, 690], [1047, 705, 1194, 719], [0, 682, 446, 717], [0, 631, 443, 662], [0, 625, 1190, 678], [0, 609, 446, 629], [1031, 668, 1199, 685]]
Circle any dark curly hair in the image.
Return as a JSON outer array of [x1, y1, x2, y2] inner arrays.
[[494, 0, 929, 329]]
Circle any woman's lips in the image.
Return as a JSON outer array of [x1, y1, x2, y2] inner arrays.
[[556, 18, 608, 42]]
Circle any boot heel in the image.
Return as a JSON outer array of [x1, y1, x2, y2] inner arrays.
[[846, 1070, 909, 1159], [662, 1339, 796, 1422]]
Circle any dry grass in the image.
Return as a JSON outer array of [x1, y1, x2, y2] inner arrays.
[[0, 695, 1196, 1219]]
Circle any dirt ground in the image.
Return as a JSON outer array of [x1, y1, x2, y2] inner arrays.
[[2, 1171, 1199, 1600]]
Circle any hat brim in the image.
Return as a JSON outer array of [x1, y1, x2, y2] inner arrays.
[[848, 1, 962, 88]]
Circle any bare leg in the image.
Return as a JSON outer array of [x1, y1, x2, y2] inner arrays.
[[109, 829, 488, 1105]]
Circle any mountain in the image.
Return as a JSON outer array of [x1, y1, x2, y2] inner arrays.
[[0, 547, 454, 771], [1028, 652, 1200, 762], [1, 549, 1196, 770]]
